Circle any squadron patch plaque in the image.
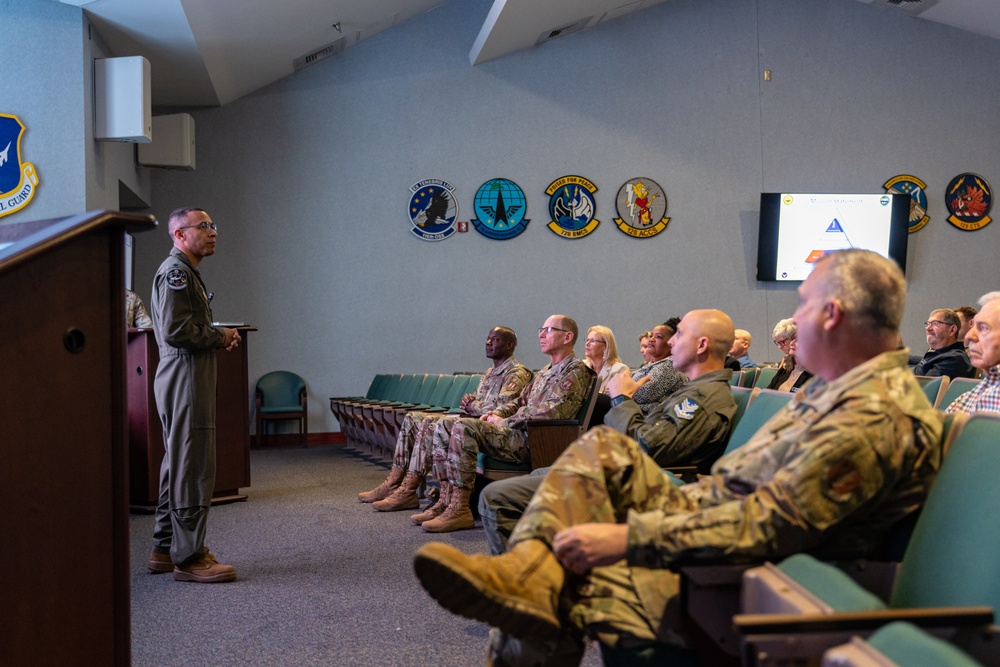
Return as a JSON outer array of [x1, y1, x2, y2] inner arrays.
[[471, 178, 529, 240], [408, 179, 458, 241], [945, 173, 992, 231], [0, 113, 40, 219], [613, 178, 669, 238], [545, 175, 599, 239], [883, 175, 929, 233]]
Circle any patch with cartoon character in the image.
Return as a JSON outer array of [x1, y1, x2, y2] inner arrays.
[[613, 178, 669, 238], [945, 173, 992, 231]]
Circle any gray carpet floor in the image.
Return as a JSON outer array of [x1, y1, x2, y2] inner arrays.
[[130, 444, 603, 666]]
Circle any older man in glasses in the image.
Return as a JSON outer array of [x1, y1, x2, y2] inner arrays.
[[912, 308, 975, 379], [421, 314, 592, 533], [147, 207, 242, 584]]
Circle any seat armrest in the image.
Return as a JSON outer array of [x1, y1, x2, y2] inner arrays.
[[734, 606, 994, 635]]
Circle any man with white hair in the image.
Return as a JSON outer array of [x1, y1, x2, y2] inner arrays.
[[946, 292, 1000, 415]]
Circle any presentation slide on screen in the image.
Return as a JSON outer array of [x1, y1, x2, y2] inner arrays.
[[775, 194, 893, 280]]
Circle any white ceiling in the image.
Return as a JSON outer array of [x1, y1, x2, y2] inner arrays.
[[66, 0, 1000, 110]]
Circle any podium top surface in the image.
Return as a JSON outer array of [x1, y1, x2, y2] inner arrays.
[[0, 209, 156, 275]]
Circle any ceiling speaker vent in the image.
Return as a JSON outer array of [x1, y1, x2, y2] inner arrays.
[[294, 37, 346, 71], [868, 0, 939, 17], [536, 17, 593, 45]]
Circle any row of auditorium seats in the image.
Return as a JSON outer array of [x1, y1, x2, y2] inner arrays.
[[730, 367, 779, 389], [733, 412, 1000, 666], [607, 379, 989, 666], [329, 373, 482, 455], [915, 375, 981, 410]]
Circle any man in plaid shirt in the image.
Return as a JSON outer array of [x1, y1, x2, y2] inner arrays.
[[946, 291, 1000, 415]]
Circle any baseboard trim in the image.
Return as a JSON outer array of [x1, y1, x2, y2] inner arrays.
[[252, 432, 346, 448]]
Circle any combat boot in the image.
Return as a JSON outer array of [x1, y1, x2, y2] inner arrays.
[[358, 466, 404, 503], [411, 480, 452, 525], [413, 539, 563, 641], [421, 486, 475, 532], [372, 472, 422, 511]]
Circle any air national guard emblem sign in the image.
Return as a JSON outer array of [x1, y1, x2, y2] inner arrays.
[[883, 175, 929, 233], [408, 179, 458, 241], [471, 178, 529, 240], [0, 113, 40, 219], [613, 178, 669, 238], [945, 173, 992, 231], [545, 175, 599, 239]]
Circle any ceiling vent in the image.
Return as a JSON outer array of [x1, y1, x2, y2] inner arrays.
[[867, 0, 940, 17], [294, 37, 346, 72], [536, 17, 593, 45]]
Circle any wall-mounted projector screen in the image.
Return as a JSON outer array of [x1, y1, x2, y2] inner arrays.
[[756, 193, 910, 281]]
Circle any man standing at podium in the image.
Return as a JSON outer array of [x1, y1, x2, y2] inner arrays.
[[148, 207, 241, 583]]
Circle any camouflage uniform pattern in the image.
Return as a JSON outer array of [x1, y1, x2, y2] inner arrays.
[[126, 288, 153, 328], [629, 358, 687, 415], [391, 358, 531, 475], [604, 368, 736, 472], [435, 355, 591, 490], [479, 368, 738, 556], [510, 350, 943, 647]]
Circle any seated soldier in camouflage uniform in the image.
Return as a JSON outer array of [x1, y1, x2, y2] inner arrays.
[[414, 250, 944, 664], [357, 326, 532, 514], [479, 309, 739, 556], [419, 314, 593, 534]]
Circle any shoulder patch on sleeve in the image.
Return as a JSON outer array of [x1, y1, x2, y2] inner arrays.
[[166, 268, 188, 291], [673, 398, 700, 421]]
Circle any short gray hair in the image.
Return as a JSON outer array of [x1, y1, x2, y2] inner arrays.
[[815, 249, 906, 333], [772, 318, 796, 341], [978, 292, 1000, 309]]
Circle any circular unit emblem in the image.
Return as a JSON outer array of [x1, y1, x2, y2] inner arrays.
[[945, 173, 992, 231], [408, 179, 458, 241], [545, 175, 599, 239], [884, 175, 929, 233], [471, 178, 529, 240], [613, 178, 670, 238]]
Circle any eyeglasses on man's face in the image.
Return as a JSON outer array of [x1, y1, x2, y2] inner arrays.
[[179, 221, 217, 232], [924, 320, 949, 329], [539, 326, 569, 335]]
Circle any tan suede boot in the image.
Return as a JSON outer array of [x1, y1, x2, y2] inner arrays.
[[358, 466, 405, 503], [421, 486, 475, 533], [413, 539, 563, 641], [372, 472, 422, 511], [411, 480, 452, 525]]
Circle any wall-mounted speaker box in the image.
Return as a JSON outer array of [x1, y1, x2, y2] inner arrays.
[[138, 113, 196, 170], [94, 56, 152, 143]]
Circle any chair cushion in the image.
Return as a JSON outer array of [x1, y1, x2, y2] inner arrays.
[[260, 405, 304, 414], [477, 451, 531, 473], [865, 621, 982, 667], [777, 554, 887, 612]]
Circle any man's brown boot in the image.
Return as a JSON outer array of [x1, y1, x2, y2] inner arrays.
[[411, 480, 451, 525], [147, 550, 173, 574], [421, 486, 475, 533], [372, 472, 422, 511], [173, 551, 237, 583], [358, 466, 405, 503], [413, 539, 563, 641]]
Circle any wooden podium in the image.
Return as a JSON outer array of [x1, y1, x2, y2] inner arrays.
[[127, 327, 255, 509], [0, 211, 156, 667]]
